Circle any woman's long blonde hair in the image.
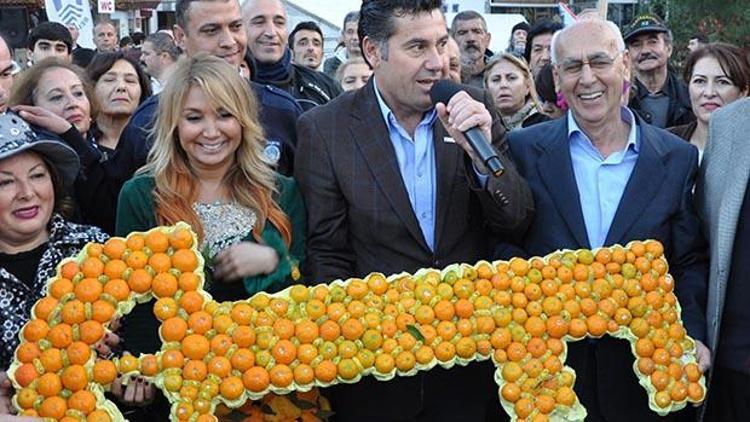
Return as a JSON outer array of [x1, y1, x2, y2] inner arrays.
[[143, 53, 292, 246]]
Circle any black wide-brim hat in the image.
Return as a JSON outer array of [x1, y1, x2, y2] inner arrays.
[[0, 112, 80, 186]]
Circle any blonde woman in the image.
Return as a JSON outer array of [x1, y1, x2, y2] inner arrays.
[[485, 53, 549, 130], [114, 53, 306, 418]]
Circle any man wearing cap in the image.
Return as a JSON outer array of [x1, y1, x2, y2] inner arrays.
[[506, 21, 529, 58], [451, 10, 492, 88], [625, 14, 694, 129], [27, 22, 73, 65]]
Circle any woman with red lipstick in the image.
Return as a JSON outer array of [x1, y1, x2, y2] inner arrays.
[[0, 112, 108, 391], [669, 43, 749, 160]]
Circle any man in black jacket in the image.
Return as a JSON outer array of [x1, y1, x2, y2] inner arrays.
[[625, 14, 694, 128], [242, 0, 342, 111]]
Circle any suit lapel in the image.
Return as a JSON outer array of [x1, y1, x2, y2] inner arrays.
[[537, 120, 591, 248], [350, 81, 430, 251], [433, 121, 459, 250], [604, 124, 666, 245]]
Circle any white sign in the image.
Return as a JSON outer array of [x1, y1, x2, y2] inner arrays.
[[45, 0, 95, 49], [98, 0, 116, 14]]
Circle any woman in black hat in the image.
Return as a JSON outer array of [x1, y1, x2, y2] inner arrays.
[[0, 112, 110, 418]]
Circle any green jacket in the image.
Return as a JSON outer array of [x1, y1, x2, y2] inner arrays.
[[116, 173, 306, 296]]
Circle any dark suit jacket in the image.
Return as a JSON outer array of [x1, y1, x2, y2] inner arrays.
[[295, 79, 533, 421], [502, 114, 708, 421]]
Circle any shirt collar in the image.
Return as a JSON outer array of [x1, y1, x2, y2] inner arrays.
[[373, 77, 437, 132], [567, 106, 640, 153]]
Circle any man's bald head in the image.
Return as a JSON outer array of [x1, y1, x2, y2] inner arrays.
[[551, 18, 624, 65], [0, 35, 14, 113]]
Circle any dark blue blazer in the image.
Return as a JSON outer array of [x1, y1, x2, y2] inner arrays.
[[501, 114, 708, 421]]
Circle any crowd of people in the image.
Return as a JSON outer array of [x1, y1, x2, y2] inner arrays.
[[0, 0, 748, 421]]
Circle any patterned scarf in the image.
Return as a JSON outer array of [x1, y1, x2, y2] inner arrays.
[[501, 101, 539, 131]]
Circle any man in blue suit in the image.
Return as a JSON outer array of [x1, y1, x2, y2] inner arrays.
[[499, 18, 709, 421]]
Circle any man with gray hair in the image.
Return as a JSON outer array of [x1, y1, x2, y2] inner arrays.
[[499, 17, 709, 421], [140, 32, 180, 93], [451, 10, 491, 88], [323, 10, 361, 78], [624, 14, 694, 128]]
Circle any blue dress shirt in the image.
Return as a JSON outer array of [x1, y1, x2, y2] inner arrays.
[[374, 80, 438, 251], [569, 108, 640, 248]]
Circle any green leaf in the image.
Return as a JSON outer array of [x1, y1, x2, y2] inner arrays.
[[406, 324, 425, 342]]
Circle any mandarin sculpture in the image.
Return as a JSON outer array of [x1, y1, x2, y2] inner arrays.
[[8, 223, 706, 421]]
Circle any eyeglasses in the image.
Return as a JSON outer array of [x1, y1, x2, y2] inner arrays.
[[558, 53, 621, 77]]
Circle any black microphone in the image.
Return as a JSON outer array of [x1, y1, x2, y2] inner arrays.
[[430, 80, 505, 177]]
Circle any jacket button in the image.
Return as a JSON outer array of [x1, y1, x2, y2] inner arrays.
[[433, 259, 441, 267]]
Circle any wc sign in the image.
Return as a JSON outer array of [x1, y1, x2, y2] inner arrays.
[[98, 0, 115, 13]]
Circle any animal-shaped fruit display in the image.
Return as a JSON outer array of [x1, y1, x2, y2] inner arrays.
[[9, 223, 706, 421]]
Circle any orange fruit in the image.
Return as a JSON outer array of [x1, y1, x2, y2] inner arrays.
[[273, 318, 295, 340], [15, 387, 38, 409], [173, 249, 198, 272], [62, 300, 86, 324], [688, 382, 704, 401], [40, 347, 64, 372], [501, 382, 521, 402], [272, 339, 297, 365], [210, 334, 233, 356], [103, 259, 127, 280], [81, 257, 105, 278], [79, 320, 104, 345], [232, 325, 256, 348], [87, 410, 113, 422], [61, 261, 80, 280], [118, 354, 139, 373], [75, 278, 103, 303], [231, 303, 254, 325], [62, 365, 89, 391], [150, 272, 178, 298], [148, 252, 172, 274], [178, 272, 200, 291], [37, 372, 63, 397], [103, 278, 130, 302], [294, 364, 315, 385], [219, 376, 244, 400], [514, 398, 535, 419], [556, 386, 576, 406], [127, 269, 152, 294], [153, 297, 179, 321], [50, 277, 75, 300], [102, 238, 126, 259], [93, 360, 117, 384], [188, 311, 213, 335], [183, 359, 208, 381], [68, 390, 96, 415], [161, 317, 188, 341], [91, 300, 115, 323], [243, 367, 270, 392], [146, 230, 170, 253], [34, 296, 59, 321], [14, 363, 40, 387], [182, 334, 210, 360], [23, 318, 49, 342], [140, 354, 159, 376], [161, 349, 185, 369], [651, 370, 669, 391], [15, 342, 41, 363], [180, 291, 204, 314], [169, 227, 194, 249], [39, 396, 67, 419], [48, 323, 73, 348], [294, 319, 319, 344]]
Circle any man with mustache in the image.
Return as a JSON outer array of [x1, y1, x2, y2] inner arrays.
[[242, 0, 342, 111], [625, 14, 694, 128], [451, 10, 492, 88]]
